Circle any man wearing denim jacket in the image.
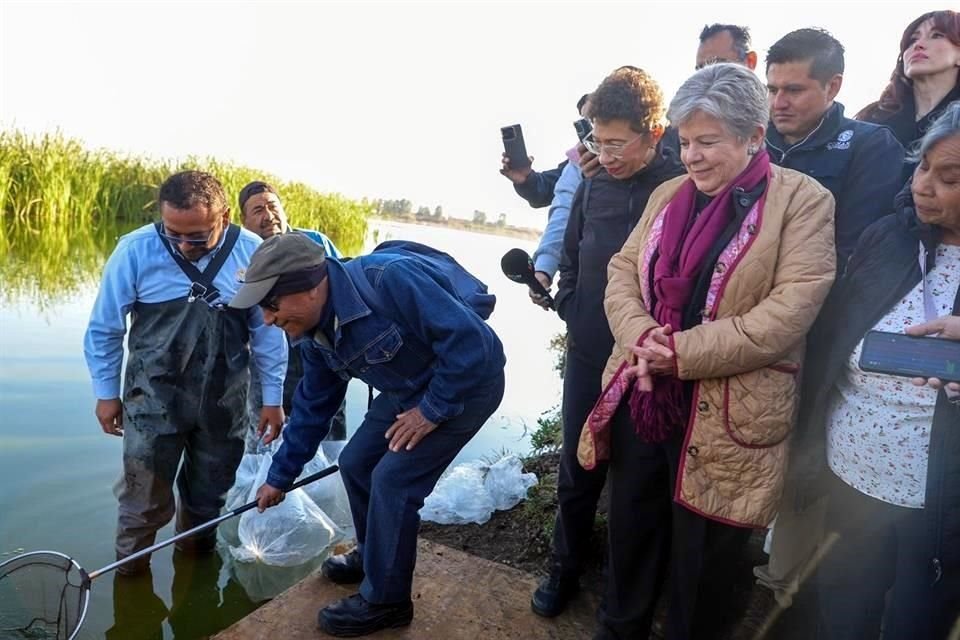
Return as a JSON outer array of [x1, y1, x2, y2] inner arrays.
[[229, 232, 506, 637]]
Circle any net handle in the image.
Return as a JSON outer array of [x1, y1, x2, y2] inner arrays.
[[86, 464, 339, 580]]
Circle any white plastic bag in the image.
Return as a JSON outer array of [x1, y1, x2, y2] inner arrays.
[[229, 450, 343, 567], [420, 462, 496, 525], [219, 452, 266, 547], [420, 456, 539, 526], [298, 447, 354, 534], [223, 547, 326, 603], [483, 454, 538, 511]]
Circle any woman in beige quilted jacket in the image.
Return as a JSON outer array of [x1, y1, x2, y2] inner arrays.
[[584, 63, 837, 640]]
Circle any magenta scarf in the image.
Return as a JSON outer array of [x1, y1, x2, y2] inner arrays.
[[629, 149, 771, 442]]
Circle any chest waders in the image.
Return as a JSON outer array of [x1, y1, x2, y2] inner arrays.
[[114, 224, 250, 570]]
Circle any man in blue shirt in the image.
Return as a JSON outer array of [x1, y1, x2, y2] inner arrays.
[[239, 180, 347, 440], [83, 170, 288, 574], [231, 233, 506, 637], [238, 180, 341, 258]]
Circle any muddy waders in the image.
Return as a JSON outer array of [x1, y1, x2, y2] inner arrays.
[[114, 225, 251, 571]]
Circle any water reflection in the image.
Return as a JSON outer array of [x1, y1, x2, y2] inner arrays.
[[106, 551, 256, 640], [0, 217, 134, 309]]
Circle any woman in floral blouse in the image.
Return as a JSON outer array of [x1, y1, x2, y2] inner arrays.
[[790, 102, 960, 640]]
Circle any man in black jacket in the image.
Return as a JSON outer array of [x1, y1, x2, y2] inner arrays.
[[530, 66, 685, 618], [765, 28, 905, 267], [756, 29, 908, 607]]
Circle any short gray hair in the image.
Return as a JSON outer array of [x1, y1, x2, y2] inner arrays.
[[913, 101, 960, 162], [667, 63, 768, 140]]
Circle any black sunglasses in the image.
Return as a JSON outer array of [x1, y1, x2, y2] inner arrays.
[[259, 295, 280, 312]]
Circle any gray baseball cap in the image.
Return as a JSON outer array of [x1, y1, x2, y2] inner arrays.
[[229, 232, 326, 309]]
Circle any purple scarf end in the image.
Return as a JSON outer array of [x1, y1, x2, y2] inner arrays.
[[628, 377, 688, 443]]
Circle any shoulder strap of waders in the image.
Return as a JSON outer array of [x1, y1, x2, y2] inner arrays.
[[155, 223, 241, 304]]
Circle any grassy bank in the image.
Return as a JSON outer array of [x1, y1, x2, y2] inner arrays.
[[0, 130, 371, 305]]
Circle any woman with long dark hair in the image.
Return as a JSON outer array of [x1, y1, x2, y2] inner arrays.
[[857, 10, 960, 150]]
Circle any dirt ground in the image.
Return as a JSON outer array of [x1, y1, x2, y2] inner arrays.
[[418, 453, 814, 640], [214, 539, 601, 640]]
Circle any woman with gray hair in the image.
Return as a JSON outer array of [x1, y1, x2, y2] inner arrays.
[[787, 102, 960, 640], [577, 62, 837, 638]]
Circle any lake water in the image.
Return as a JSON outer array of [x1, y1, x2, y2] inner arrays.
[[0, 220, 564, 639]]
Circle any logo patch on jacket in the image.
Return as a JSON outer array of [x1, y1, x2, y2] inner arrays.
[[827, 129, 854, 150]]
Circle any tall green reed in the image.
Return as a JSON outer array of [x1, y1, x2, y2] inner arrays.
[[0, 130, 370, 306]]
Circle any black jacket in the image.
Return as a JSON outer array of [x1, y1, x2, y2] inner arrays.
[[793, 186, 960, 630], [860, 85, 960, 150], [766, 102, 905, 266], [555, 143, 685, 368], [860, 86, 960, 186]]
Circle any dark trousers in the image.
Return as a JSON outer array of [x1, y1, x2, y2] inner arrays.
[[597, 404, 752, 640], [338, 373, 505, 603], [552, 349, 608, 576], [815, 472, 944, 640]]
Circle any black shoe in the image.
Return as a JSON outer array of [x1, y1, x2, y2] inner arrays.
[[317, 593, 413, 637], [321, 549, 365, 584], [531, 570, 580, 618]]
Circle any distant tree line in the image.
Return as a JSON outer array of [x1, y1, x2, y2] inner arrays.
[[370, 198, 537, 240]]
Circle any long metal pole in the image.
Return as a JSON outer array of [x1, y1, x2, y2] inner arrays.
[[87, 464, 339, 580]]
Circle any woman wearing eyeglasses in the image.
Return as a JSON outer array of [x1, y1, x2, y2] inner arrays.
[[581, 63, 836, 639], [529, 65, 685, 618]]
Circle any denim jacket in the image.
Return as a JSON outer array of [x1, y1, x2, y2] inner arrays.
[[267, 255, 507, 489]]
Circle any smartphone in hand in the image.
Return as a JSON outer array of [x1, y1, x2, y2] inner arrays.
[[574, 117, 592, 141], [859, 330, 960, 382], [501, 124, 531, 170]]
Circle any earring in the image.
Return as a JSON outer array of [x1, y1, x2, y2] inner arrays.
[[747, 144, 758, 156]]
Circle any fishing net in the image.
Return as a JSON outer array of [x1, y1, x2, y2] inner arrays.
[[0, 463, 337, 640], [0, 551, 89, 640]]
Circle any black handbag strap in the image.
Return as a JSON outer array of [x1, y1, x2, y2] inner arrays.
[[155, 222, 242, 304]]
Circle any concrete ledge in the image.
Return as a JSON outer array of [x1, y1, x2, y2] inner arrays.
[[214, 539, 598, 639]]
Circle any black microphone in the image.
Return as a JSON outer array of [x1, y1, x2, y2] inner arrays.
[[501, 248, 555, 309]]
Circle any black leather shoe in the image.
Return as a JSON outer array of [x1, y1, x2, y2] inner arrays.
[[317, 593, 413, 637], [321, 549, 365, 584], [531, 570, 580, 617]]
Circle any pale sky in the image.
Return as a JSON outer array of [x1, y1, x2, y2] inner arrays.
[[0, 0, 944, 228]]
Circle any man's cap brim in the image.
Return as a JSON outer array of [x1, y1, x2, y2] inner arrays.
[[228, 276, 280, 309]]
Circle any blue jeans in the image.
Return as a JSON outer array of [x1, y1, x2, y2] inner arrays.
[[339, 373, 505, 603]]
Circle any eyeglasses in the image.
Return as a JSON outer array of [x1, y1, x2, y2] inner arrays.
[[159, 218, 223, 247], [695, 56, 735, 70], [259, 295, 280, 313], [582, 132, 647, 160]]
